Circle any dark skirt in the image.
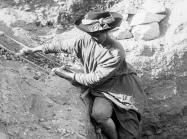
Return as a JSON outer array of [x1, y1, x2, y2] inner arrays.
[[90, 93, 141, 139]]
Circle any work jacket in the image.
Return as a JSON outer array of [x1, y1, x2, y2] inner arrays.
[[42, 31, 147, 114]]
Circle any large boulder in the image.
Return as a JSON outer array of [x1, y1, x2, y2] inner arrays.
[[130, 10, 166, 26], [109, 21, 133, 40], [113, 29, 133, 40], [131, 22, 160, 40], [0, 132, 8, 139]]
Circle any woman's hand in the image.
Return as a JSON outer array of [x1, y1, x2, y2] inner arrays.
[[16, 46, 43, 56], [50, 67, 61, 76], [16, 47, 34, 56], [65, 63, 84, 73], [51, 67, 75, 81]]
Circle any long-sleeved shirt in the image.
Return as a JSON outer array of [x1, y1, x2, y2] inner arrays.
[[42, 31, 147, 114]]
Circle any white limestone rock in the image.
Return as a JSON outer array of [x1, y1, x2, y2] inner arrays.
[[111, 29, 133, 40], [124, 2, 138, 14], [122, 14, 129, 21], [0, 132, 8, 139], [109, 21, 132, 40], [110, 1, 137, 15], [118, 30, 133, 40], [132, 22, 160, 40], [120, 21, 132, 30], [130, 10, 166, 26], [166, 0, 187, 46], [168, 0, 187, 26], [142, 0, 166, 14]]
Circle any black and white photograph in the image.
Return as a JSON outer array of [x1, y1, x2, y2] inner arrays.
[[0, 0, 186, 138]]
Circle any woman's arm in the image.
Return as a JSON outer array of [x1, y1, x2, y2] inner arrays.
[[51, 67, 75, 81], [74, 48, 122, 87], [41, 37, 81, 54], [17, 35, 84, 55]]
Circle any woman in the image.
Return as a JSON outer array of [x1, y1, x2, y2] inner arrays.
[[19, 11, 147, 139]]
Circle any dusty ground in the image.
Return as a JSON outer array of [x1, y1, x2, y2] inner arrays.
[[0, 55, 95, 139]]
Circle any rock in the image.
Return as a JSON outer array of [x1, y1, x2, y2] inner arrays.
[[120, 21, 132, 30], [110, 1, 137, 15], [132, 22, 160, 40], [12, 27, 39, 47], [110, 29, 132, 40], [23, 4, 31, 11], [117, 30, 133, 40], [109, 21, 132, 40], [130, 10, 166, 26], [33, 72, 42, 80], [123, 2, 138, 14], [165, 0, 187, 46], [0, 8, 37, 27], [0, 132, 8, 139], [137, 44, 156, 57], [168, 0, 187, 26], [122, 14, 129, 21], [142, 0, 166, 14]]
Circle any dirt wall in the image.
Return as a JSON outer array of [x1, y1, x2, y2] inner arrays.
[[0, 59, 96, 139]]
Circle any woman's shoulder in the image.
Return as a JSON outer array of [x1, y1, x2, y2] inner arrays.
[[76, 30, 92, 41], [112, 39, 124, 49], [110, 39, 125, 57]]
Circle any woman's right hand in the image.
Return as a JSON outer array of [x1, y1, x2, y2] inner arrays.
[[16, 47, 34, 56]]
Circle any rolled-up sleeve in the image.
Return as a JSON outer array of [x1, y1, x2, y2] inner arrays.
[[41, 37, 82, 54], [74, 49, 122, 87]]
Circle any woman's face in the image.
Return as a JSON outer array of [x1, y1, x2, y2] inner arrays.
[[92, 32, 107, 44]]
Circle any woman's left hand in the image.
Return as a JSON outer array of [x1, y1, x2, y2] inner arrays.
[[51, 67, 75, 81], [50, 67, 62, 76]]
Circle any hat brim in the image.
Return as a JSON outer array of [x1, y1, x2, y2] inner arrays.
[[75, 12, 123, 34]]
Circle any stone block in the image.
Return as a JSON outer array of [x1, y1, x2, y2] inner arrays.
[[0, 132, 8, 139], [142, 0, 166, 14], [109, 21, 132, 40], [130, 10, 166, 26], [112, 29, 133, 40], [132, 22, 160, 40]]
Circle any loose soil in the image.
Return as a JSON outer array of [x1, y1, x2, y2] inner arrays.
[[0, 21, 96, 139]]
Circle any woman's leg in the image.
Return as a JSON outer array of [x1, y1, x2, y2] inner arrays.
[[91, 97, 118, 139], [114, 106, 141, 139]]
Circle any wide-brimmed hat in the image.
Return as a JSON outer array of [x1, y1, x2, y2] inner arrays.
[[75, 11, 123, 34]]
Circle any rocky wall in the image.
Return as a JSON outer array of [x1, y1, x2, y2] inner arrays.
[[110, 0, 187, 138], [0, 59, 96, 139]]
